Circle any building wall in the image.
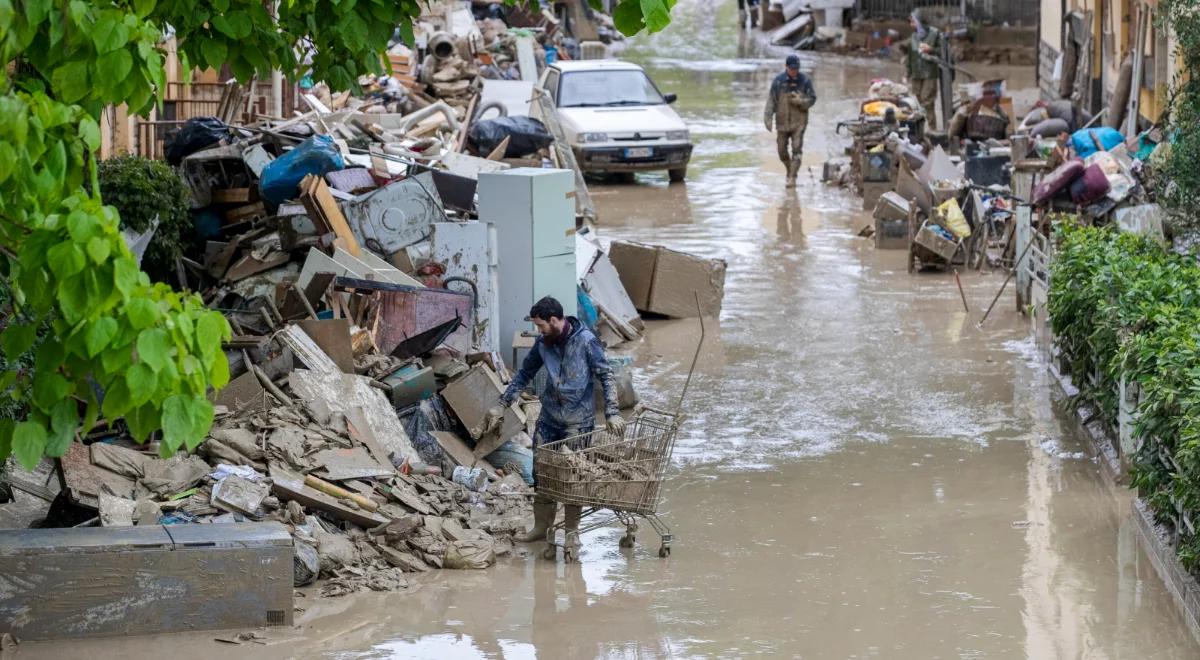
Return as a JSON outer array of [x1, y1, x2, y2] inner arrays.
[[854, 0, 1042, 26]]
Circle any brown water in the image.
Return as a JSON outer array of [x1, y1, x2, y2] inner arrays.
[[20, 2, 1200, 658]]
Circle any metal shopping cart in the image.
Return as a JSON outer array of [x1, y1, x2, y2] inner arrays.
[[534, 405, 681, 561], [533, 301, 705, 563]]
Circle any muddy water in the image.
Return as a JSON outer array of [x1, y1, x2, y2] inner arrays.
[[21, 2, 1200, 659]]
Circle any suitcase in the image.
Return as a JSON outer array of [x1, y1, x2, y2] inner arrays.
[[1032, 159, 1084, 205], [1069, 163, 1112, 204]]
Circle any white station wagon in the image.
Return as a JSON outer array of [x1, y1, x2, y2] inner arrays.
[[536, 60, 693, 182]]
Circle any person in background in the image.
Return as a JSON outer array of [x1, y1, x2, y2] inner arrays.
[[906, 10, 944, 129], [487, 296, 623, 550], [763, 54, 816, 189], [948, 84, 1011, 143]]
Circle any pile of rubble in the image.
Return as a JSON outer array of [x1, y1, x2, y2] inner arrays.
[[0, 0, 731, 603]]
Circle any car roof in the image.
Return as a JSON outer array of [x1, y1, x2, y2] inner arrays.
[[551, 60, 644, 73]]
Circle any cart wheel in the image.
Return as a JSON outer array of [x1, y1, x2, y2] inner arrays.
[[563, 547, 577, 563], [619, 534, 635, 549], [658, 544, 671, 558], [541, 546, 557, 561]]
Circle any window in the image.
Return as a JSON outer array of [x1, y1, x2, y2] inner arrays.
[[557, 70, 665, 108]]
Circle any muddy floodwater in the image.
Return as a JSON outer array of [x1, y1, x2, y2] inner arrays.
[[22, 0, 1200, 658]]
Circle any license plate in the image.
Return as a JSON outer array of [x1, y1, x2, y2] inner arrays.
[[623, 147, 653, 159]]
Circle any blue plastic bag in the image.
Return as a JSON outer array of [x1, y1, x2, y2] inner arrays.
[[1071, 127, 1123, 159], [258, 135, 345, 207]]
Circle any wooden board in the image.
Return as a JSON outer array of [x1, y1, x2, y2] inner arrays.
[[212, 188, 255, 204], [430, 431, 498, 478], [299, 174, 361, 257], [270, 465, 391, 528]]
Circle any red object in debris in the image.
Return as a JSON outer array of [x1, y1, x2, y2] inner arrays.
[[416, 262, 447, 288]]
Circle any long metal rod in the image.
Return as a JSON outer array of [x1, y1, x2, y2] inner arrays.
[[977, 234, 1036, 327], [953, 269, 969, 312], [676, 292, 706, 415]]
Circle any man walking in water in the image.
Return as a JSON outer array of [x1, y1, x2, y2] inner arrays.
[[488, 296, 624, 553], [764, 54, 816, 188], [906, 10, 944, 129]]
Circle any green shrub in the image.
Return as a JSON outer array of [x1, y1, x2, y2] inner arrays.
[[96, 156, 193, 284], [1049, 222, 1200, 571], [1152, 0, 1200, 228]]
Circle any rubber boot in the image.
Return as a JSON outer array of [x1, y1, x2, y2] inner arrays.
[[519, 498, 557, 543], [563, 504, 583, 556], [785, 161, 797, 188]]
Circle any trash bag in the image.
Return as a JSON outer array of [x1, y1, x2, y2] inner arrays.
[[293, 541, 320, 586], [163, 117, 231, 166], [937, 198, 971, 238], [468, 116, 554, 158], [1071, 127, 1124, 159], [258, 134, 346, 207], [443, 538, 495, 569]]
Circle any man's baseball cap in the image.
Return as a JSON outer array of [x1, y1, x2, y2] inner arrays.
[[785, 54, 800, 69]]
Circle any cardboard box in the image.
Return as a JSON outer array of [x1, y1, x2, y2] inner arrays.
[[648, 246, 726, 318], [608, 241, 658, 310]]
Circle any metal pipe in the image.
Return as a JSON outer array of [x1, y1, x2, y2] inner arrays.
[[396, 101, 461, 134]]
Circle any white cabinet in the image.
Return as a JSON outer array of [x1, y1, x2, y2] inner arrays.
[[431, 221, 499, 353], [478, 168, 577, 364]]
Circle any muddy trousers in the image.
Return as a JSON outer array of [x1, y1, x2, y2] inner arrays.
[[912, 77, 939, 129], [776, 125, 806, 179]]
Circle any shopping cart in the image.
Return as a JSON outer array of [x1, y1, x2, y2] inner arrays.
[[533, 300, 705, 563], [534, 405, 681, 561]]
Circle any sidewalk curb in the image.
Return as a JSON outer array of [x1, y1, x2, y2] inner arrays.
[[1049, 365, 1200, 644]]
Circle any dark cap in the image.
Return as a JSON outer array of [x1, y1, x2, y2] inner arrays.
[[785, 54, 800, 69]]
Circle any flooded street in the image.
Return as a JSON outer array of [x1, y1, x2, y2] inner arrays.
[[21, 1, 1200, 658]]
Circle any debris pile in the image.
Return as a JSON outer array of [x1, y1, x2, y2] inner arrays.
[[0, 0, 726, 603], [824, 76, 1168, 274]]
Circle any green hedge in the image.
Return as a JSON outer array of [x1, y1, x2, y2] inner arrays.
[[1049, 223, 1200, 569]]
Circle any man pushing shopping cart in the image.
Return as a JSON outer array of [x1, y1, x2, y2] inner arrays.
[[486, 296, 626, 548], [487, 295, 693, 562]]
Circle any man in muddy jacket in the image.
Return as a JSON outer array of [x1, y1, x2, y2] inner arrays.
[[906, 10, 944, 129], [491, 296, 623, 548], [764, 54, 816, 188]]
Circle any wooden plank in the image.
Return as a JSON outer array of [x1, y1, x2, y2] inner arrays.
[[224, 202, 266, 223], [297, 318, 354, 373], [277, 324, 341, 374], [270, 465, 390, 528], [430, 431, 498, 478], [299, 174, 361, 257], [59, 442, 136, 510], [212, 188, 255, 204]]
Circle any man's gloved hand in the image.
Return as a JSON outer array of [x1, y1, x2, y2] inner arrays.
[[484, 405, 505, 435], [764, 116, 773, 132], [605, 415, 626, 437]]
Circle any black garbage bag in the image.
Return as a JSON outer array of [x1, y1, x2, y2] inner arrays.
[[468, 115, 554, 158], [163, 117, 231, 165]]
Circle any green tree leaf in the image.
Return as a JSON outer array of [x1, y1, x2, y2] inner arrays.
[[99, 49, 134, 84], [32, 371, 71, 411], [50, 61, 90, 103], [126, 403, 160, 442], [91, 15, 130, 53], [613, 1, 645, 36], [135, 328, 170, 371], [161, 394, 213, 453], [126, 297, 160, 329], [200, 39, 227, 70], [12, 421, 47, 471], [86, 236, 111, 264], [46, 399, 77, 457], [47, 241, 86, 280], [125, 361, 158, 404], [1, 323, 37, 361], [639, 0, 671, 32]]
